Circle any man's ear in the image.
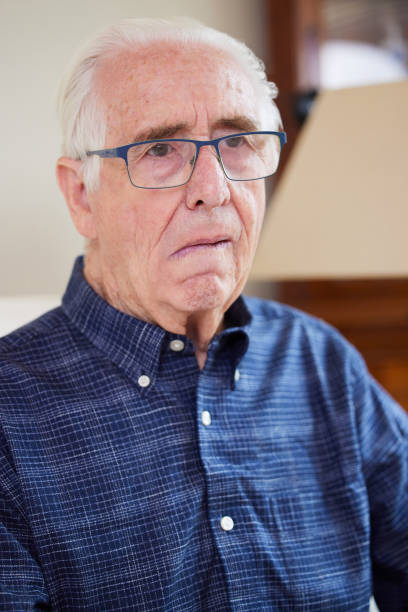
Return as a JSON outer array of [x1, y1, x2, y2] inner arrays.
[[56, 157, 97, 239]]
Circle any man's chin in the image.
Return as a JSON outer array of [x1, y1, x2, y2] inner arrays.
[[177, 273, 234, 313]]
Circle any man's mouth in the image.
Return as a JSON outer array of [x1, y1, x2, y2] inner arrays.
[[172, 237, 232, 259]]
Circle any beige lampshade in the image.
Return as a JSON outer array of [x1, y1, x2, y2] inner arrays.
[[250, 80, 408, 280]]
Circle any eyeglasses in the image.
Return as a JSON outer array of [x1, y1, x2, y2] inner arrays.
[[86, 131, 287, 189]]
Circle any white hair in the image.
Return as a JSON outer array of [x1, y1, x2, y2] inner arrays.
[[56, 17, 282, 191]]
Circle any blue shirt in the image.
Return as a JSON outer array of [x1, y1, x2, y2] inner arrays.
[[0, 256, 407, 611]]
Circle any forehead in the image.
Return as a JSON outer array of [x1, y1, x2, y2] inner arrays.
[[95, 42, 260, 144]]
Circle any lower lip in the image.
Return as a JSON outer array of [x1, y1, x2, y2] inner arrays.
[[173, 240, 231, 259]]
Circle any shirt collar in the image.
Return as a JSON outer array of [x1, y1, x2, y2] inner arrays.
[[62, 256, 251, 384]]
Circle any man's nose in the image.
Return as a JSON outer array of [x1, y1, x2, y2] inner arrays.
[[185, 145, 230, 210]]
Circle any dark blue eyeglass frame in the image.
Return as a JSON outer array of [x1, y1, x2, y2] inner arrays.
[[86, 130, 287, 189]]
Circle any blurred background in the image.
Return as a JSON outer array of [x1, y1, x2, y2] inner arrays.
[[1, 0, 408, 412]]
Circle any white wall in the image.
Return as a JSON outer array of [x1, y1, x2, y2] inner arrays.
[[0, 0, 265, 295]]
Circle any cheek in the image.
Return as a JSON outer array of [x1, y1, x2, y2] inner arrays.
[[234, 183, 266, 246], [94, 186, 180, 266], [94, 202, 135, 251]]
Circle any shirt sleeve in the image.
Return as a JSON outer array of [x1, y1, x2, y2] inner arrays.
[[353, 359, 408, 612], [0, 436, 50, 611]]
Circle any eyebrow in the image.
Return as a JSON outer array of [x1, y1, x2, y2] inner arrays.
[[132, 124, 189, 143], [131, 116, 261, 144], [213, 116, 260, 133]]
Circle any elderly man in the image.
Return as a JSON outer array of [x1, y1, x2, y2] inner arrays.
[[0, 17, 407, 612]]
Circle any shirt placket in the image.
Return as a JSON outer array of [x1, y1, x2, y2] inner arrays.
[[196, 346, 262, 611]]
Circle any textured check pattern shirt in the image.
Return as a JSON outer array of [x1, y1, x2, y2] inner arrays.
[[0, 256, 407, 611]]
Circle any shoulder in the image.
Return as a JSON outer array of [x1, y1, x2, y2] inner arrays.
[[0, 306, 91, 389], [0, 306, 77, 365], [0, 306, 102, 424], [0, 307, 66, 351], [242, 294, 367, 380], [242, 295, 408, 437], [244, 294, 353, 347]]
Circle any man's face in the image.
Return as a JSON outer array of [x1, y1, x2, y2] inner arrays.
[[85, 43, 266, 330]]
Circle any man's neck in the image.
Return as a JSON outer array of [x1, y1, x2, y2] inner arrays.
[[185, 310, 225, 370], [83, 252, 226, 370]]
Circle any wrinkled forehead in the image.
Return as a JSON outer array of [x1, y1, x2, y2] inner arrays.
[[94, 42, 261, 146]]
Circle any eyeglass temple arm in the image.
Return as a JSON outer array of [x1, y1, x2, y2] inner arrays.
[[86, 147, 126, 159]]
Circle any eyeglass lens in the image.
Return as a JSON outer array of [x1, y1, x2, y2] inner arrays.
[[126, 134, 282, 188]]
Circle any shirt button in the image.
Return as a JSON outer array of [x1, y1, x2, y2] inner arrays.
[[170, 339, 185, 352], [234, 368, 240, 382], [220, 516, 234, 531], [201, 411, 211, 426], [138, 375, 151, 388]]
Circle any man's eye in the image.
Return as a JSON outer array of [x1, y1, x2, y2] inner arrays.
[[225, 136, 245, 148], [147, 143, 171, 157]]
